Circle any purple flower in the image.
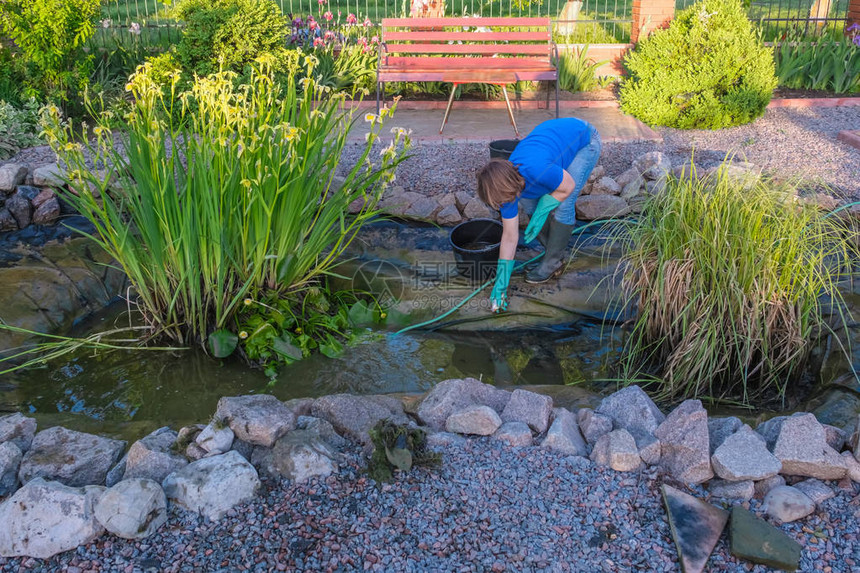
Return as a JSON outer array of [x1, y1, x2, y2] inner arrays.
[[847, 23, 859, 33]]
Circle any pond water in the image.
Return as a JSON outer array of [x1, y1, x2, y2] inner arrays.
[[3, 221, 860, 441], [0, 302, 622, 442]]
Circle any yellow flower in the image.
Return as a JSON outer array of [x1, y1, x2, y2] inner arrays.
[[380, 312, 387, 319], [295, 327, 302, 334], [239, 331, 249, 339], [241, 179, 252, 189], [243, 298, 253, 306], [364, 113, 378, 124]]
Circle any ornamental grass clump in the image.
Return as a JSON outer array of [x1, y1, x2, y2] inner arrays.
[[619, 164, 856, 405], [41, 58, 409, 356]]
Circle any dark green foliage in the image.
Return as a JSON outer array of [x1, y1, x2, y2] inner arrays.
[[173, 0, 291, 77], [0, 0, 101, 104], [619, 0, 777, 129], [367, 420, 441, 482]]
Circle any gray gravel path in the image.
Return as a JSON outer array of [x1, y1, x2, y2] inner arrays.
[[337, 106, 860, 200], [2, 438, 858, 572]]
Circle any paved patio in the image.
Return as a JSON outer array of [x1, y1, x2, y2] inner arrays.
[[349, 106, 661, 144]]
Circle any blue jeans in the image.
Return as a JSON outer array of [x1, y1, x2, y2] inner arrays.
[[520, 126, 602, 225]]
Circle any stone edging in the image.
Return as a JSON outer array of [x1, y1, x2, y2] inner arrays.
[[1, 379, 858, 563]]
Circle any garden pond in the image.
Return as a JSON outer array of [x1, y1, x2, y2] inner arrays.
[[1, 221, 860, 441]]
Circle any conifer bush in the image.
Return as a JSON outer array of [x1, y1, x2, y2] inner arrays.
[[619, 0, 777, 129]]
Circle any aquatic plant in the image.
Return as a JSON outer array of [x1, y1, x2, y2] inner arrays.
[[618, 163, 856, 405], [42, 59, 409, 358], [367, 420, 441, 482], [774, 30, 860, 94]]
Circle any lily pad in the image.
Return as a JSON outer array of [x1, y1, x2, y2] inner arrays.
[[208, 329, 239, 358], [385, 446, 413, 471]]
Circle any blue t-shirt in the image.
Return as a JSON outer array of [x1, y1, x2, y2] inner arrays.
[[499, 118, 591, 220]]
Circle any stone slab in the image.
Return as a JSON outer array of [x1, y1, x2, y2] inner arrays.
[[730, 506, 801, 571], [662, 484, 729, 573]]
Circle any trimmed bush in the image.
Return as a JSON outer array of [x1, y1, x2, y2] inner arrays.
[[173, 0, 291, 77], [619, 0, 777, 129]]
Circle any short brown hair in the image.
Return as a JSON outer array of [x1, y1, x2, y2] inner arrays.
[[476, 159, 524, 210]]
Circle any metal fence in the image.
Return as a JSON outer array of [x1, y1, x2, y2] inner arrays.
[[95, 0, 852, 48]]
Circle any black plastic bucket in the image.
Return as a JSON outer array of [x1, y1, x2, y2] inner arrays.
[[449, 218, 504, 281], [489, 139, 519, 160]]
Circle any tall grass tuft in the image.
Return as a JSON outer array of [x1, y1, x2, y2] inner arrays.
[[41, 58, 409, 350], [618, 164, 856, 405]]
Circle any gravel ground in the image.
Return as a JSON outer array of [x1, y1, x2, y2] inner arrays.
[[336, 106, 860, 200], [2, 438, 858, 572]]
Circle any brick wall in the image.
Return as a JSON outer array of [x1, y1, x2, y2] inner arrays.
[[631, 0, 675, 43], [848, 0, 860, 31]]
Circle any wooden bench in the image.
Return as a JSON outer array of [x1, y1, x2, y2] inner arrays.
[[376, 17, 559, 136]]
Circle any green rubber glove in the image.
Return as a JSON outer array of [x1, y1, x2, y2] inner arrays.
[[524, 194, 561, 243], [490, 259, 515, 313]]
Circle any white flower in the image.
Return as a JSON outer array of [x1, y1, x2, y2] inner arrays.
[[129, 22, 141, 35], [101, 19, 111, 29], [364, 113, 379, 124]]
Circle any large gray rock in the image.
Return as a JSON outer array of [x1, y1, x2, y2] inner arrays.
[[541, 408, 587, 457], [590, 177, 621, 196], [576, 408, 613, 445], [296, 416, 349, 449], [163, 451, 260, 521], [312, 394, 409, 446], [763, 485, 815, 523], [792, 479, 835, 506], [589, 429, 640, 472], [596, 385, 665, 437], [0, 164, 27, 192], [94, 478, 167, 539], [436, 204, 463, 226], [500, 389, 553, 434], [462, 198, 493, 219], [0, 478, 105, 558], [841, 451, 860, 483], [711, 425, 781, 481], [31, 164, 65, 188], [417, 378, 511, 431], [0, 413, 37, 452], [707, 416, 742, 455], [5, 193, 30, 228], [756, 416, 787, 451], [122, 427, 187, 484], [0, 441, 22, 496], [0, 208, 17, 231], [32, 197, 60, 226], [772, 413, 847, 480], [654, 400, 713, 485], [633, 151, 672, 181], [708, 479, 754, 502], [19, 427, 125, 487], [216, 394, 297, 447], [754, 475, 786, 499], [493, 422, 533, 447], [575, 195, 629, 221], [446, 405, 502, 436], [195, 423, 234, 455], [662, 484, 728, 573], [403, 196, 440, 221], [254, 430, 337, 482]]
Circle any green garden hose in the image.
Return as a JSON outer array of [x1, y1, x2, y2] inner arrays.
[[392, 219, 613, 336]]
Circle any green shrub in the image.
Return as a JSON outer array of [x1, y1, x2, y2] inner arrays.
[[0, 99, 44, 159], [775, 32, 860, 94], [618, 163, 855, 405], [173, 0, 291, 77], [42, 62, 410, 362], [0, 0, 100, 103], [619, 0, 777, 129]]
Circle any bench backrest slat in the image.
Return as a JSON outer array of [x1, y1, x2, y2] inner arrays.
[[382, 17, 550, 28], [388, 44, 550, 56], [383, 56, 554, 69], [384, 31, 550, 42]]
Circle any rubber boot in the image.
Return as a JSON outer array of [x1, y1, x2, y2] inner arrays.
[[525, 217, 574, 284]]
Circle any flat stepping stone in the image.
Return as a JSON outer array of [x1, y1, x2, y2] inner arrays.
[[730, 505, 801, 571], [662, 484, 729, 573]]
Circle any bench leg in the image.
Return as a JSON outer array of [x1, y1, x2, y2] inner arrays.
[[555, 78, 560, 118], [440, 84, 457, 135], [376, 82, 381, 115], [502, 85, 519, 138]]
